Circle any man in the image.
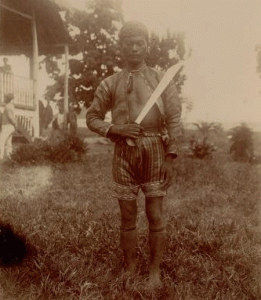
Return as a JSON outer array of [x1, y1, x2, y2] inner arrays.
[[0, 58, 12, 73], [39, 99, 45, 136], [86, 21, 181, 288], [67, 105, 78, 136], [52, 101, 65, 132], [39, 99, 53, 137], [0, 93, 16, 160]]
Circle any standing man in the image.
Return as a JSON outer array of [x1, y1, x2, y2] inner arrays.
[[67, 105, 78, 136], [0, 93, 16, 160], [86, 21, 181, 288]]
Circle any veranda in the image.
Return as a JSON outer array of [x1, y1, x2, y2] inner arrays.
[[0, 71, 34, 140], [0, 0, 72, 142]]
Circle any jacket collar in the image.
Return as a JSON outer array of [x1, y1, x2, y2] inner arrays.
[[125, 62, 147, 73]]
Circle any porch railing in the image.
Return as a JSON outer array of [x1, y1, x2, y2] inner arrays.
[[16, 114, 34, 143], [0, 72, 34, 109], [0, 72, 36, 142]]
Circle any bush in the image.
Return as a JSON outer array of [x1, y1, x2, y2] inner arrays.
[[229, 123, 254, 162], [189, 136, 216, 159], [11, 134, 88, 165], [188, 121, 218, 159]]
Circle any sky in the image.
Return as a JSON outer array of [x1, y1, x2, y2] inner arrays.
[[121, 0, 261, 124], [5, 0, 261, 126], [71, 0, 261, 125]]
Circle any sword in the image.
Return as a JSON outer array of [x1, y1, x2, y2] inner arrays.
[[126, 62, 184, 146]]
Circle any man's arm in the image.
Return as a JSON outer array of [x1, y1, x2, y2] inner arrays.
[[86, 80, 113, 137], [6, 105, 16, 127], [87, 80, 143, 140], [162, 78, 182, 158], [160, 79, 182, 189]]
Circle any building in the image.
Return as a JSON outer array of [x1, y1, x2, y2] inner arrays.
[[0, 0, 73, 141]]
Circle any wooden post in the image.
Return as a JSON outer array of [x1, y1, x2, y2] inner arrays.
[[63, 44, 69, 132], [32, 10, 39, 138], [0, 73, 3, 105]]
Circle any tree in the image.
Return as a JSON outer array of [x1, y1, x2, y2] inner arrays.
[[229, 123, 254, 162], [189, 121, 218, 159], [147, 30, 187, 93], [256, 44, 261, 98], [192, 121, 216, 142], [42, 0, 123, 107], [43, 0, 188, 108], [256, 44, 261, 78]]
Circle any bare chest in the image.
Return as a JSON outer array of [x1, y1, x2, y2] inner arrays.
[[127, 73, 161, 126]]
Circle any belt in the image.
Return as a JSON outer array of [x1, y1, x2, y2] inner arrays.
[[141, 127, 162, 135], [140, 132, 161, 137], [113, 128, 162, 144]]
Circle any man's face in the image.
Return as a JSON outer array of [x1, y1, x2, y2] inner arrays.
[[121, 36, 147, 67]]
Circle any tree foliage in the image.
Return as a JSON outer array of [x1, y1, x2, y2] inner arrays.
[[189, 121, 218, 159], [229, 123, 254, 162], [256, 44, 261, 78], [43, 0, 187, 108], [192, 121, 216, 142], [147, 31, 187, 93]]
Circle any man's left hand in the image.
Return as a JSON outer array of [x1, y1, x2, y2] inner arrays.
[[160, 155, 176, 190]]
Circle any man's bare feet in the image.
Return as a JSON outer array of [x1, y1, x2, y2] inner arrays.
[[125, 257, 138, 276], [122, 260, 138, 290], [148, 268, 163, 289]]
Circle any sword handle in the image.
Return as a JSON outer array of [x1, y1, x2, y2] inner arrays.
[[126, 137, 137, 146]]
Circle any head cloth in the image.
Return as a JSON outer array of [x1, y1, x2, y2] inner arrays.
[[119, 21, 149, 42]]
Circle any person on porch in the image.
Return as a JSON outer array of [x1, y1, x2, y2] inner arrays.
[[0, 58, 12, 74], [0, 93, 16, 160]]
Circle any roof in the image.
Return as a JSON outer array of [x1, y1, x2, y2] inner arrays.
[[0, 0, 74, 56]]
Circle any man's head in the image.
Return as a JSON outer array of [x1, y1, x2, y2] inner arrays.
[[4, 93, 14, 104], [119, 21, 149, 69], [3, 58, 8, 65], [68, 105, 73, 113]]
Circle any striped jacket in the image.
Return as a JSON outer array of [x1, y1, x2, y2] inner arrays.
[[86, 64, 182, 156]]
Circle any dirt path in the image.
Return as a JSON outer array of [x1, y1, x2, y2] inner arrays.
[[15, 166, 53, 199]]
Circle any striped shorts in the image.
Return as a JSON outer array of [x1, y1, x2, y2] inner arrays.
[[112, 135, 167, 201]]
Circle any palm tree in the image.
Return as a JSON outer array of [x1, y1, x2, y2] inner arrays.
[[192, 121, 215, 144], [189, 121, 218, 159]]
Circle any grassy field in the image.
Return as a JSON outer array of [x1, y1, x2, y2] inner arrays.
[[0, 131, 261, 299]]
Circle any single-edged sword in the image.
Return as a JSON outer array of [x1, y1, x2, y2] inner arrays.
[[126, 62, 184, 146]]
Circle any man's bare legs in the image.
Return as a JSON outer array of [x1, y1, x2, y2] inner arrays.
[[145, 196, 165, 288], [118, 199, 138, 275], [118, 197, 165, 288]]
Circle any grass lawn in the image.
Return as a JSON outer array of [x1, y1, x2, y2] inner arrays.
[[0, 133, 261, 299]]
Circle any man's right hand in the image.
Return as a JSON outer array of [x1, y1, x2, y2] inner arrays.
[[109, 124, 143, 139]]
